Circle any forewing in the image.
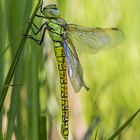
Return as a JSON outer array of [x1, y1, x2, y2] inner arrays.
[[62, 39, 89, 92], [66, 24, 124, 53]]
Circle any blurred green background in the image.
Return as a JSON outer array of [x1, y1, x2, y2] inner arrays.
[[0, 0, 140, 140]]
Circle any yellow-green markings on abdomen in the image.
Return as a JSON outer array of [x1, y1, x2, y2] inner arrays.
[[54, 42, 69, 139]]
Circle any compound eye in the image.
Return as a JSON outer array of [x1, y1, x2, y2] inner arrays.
[[42, 4, 61, 18]]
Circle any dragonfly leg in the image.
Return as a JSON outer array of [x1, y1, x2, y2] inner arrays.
[[39, 1, 43, 13], [24, 35, 41, 45], [35, 14, 46, 19], [34, 1, 46, 19], [27, 18, 39, 29], [24, 26, 47, 45], [28, 19, 48, 35]]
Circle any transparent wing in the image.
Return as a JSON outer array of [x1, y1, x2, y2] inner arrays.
[[62, 39, 89, 92], [65, 24, 124, 53]]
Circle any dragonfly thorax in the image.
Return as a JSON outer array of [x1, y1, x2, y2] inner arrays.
[[48, 19, 66, 42], [42, 4, 61, 19]]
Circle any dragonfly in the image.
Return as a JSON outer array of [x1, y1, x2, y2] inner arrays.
[[25, 2, 124, 139]]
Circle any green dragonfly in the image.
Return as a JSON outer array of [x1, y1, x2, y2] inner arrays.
[[26, 2, 124, 139]]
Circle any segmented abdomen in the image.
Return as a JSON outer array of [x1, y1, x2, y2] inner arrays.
[[54, 42, 69, 139]]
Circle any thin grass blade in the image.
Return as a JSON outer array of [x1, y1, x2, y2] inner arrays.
[[107, 108, 140, 140], [0, 0, 43, 112]]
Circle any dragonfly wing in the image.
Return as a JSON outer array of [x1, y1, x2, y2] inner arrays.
[[62, 39, 89, 92], [65, 24, 124, 53]]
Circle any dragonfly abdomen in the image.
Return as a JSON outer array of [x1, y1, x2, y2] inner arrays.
[[54, 42, 69, 139]]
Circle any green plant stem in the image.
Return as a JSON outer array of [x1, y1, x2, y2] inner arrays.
[[0, 0, 43, 112]]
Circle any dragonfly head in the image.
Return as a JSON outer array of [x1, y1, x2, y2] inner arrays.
[[42, 4, 61, 19]]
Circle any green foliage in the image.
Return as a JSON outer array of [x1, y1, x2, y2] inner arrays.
[[0, 0, 140, 140]]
